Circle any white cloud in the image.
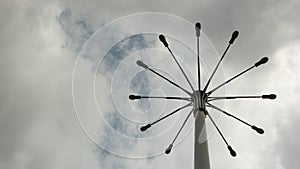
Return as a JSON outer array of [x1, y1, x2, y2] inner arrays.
[[0, 1, 99, 169]]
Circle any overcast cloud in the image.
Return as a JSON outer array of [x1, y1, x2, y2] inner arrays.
[[0, 0, 300, 169]]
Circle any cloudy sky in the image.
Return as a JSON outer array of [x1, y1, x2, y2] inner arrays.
[[1, 0, 300, 169]]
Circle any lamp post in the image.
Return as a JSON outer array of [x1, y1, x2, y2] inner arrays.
[[129, 22, 276, 169]]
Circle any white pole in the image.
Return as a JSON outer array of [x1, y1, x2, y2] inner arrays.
[[194, 111, 210, 169]]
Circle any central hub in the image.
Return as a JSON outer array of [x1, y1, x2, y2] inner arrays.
[[191, 90, 207, 117]]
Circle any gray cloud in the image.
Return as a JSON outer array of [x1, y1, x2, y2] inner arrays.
[[1, 0, 300, 169]]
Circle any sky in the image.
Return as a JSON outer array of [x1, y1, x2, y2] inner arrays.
[[0, 0, 300, 169]]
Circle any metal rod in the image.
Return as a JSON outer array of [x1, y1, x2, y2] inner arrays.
[[203, 30, 239, 93], [207, 103, 251, 127], [152, 103, 192, 126], [171, 108, 194, 145], [136, 60, 192, 96], [129, 95, 191, 101], [195, 22, 201, 91], [207, 103, 265, 134], [148, 67, 192, 96], [206, 111, 229, 145], [203, 44, 231, 92], [142, 96, 191, 101], [207, 57, 269, 96], [140, 103, 192, 132], [207, 95, 261, 101], [197, 36, 201, 90], [207, 111, 237, 157], [207, 66, 255, 96], [167, 47, 195, 92]]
